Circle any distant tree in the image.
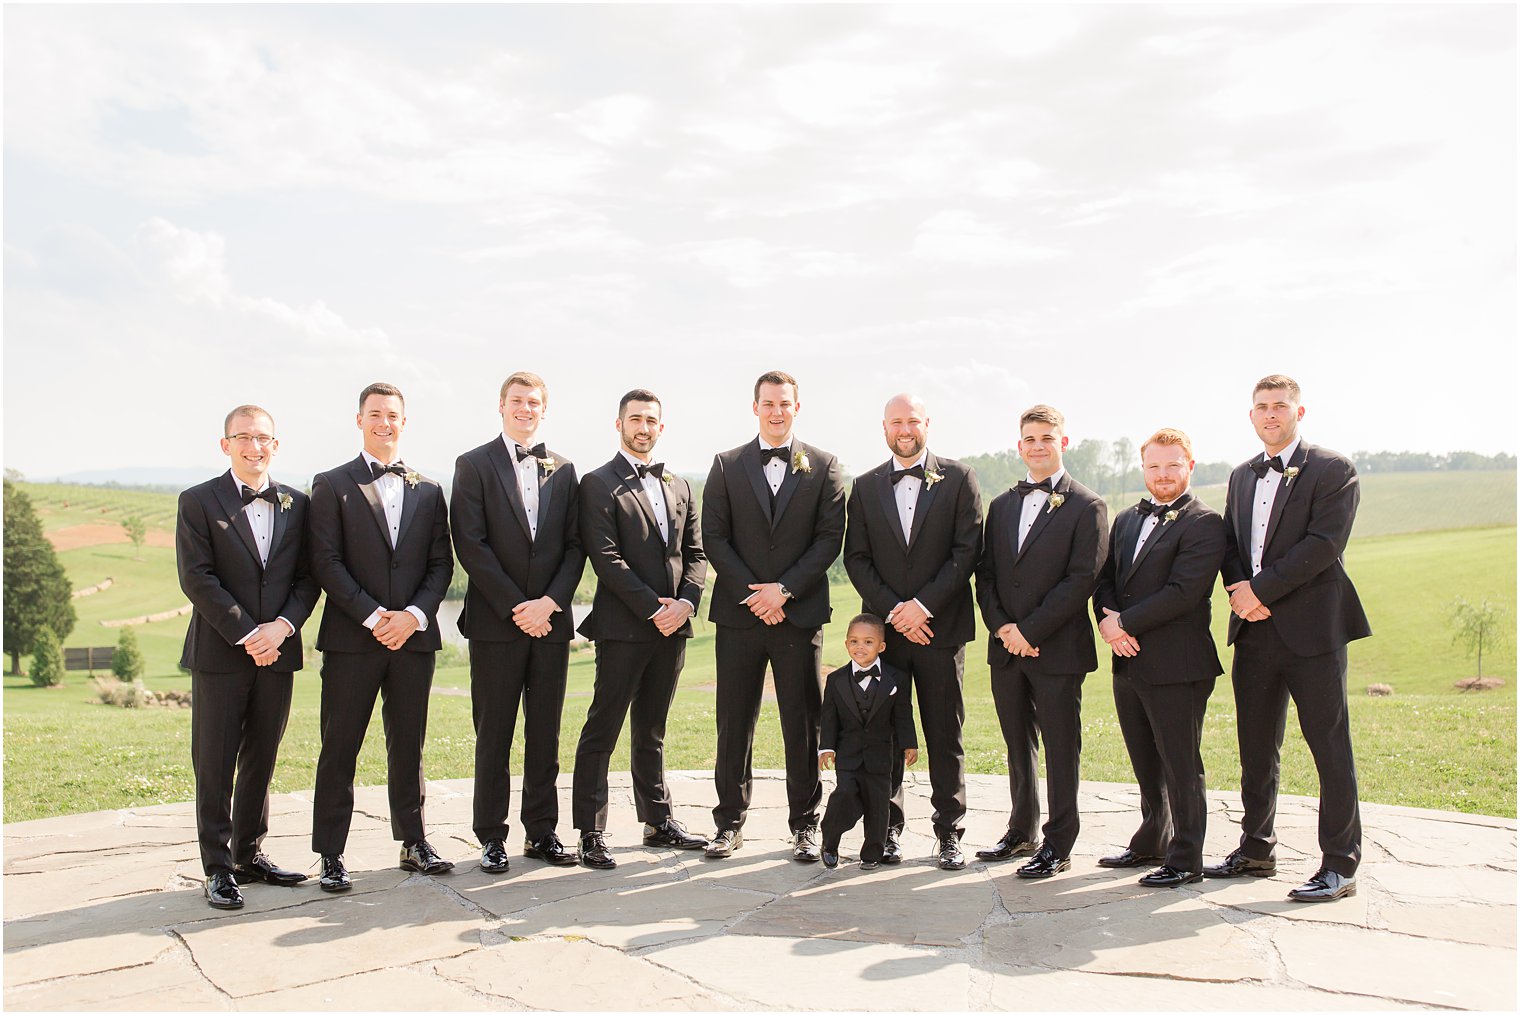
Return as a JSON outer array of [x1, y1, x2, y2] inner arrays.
[[1108, 437, 1136, 497], [122, 514, 147, 560], [30, 627, 65, 687], [1450, 597, 1510, 684], [111, 626, 146, 683], [1061, 438, 1109, 491], [3, 480, 76, 674], [1193, 461, 1233, 486]]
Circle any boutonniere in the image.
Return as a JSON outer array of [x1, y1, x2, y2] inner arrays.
[[1283, 466, 1300, 485], [1163, 509, 1179, 525], [660, 472, 674, 485], [277, 492, 293, 513], [403, 470, 422, 489], [538, 456, 558, 476], [1046, 492, 1066, 513], [924, 467, 944, 487], [792, 450, 812, 474]]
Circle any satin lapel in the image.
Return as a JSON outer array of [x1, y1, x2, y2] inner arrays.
[[742, 444, 775, 527], [907, 452, 942, 552], [662, 477, 680, 551], [1115, 510, 1144, 591], [396, 474, 421, 549], [1232, 467, 1253, 569], [487, 440, 534, 541], [616, 457, 664, 537], [1262, 444, 1309, 558], [268, 480, 290, 561], [213, 474, 264, 568], [535, 457, 557, 545], [1130, 496, 1189, 579], [352, 456, 393, 548], [839, 674, 867, 725], [874, 464, 908, 553], [863, 672, 894, 725], [771, 446, 804, 526], [1014, 476, 1066, 565]]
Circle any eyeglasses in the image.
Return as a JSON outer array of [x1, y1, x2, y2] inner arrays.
[[226, 434, 276, 447]]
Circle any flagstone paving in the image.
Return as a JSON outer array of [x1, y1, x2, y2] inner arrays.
[[4, 773, 1513, 1011]]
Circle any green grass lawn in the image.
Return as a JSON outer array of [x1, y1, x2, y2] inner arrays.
[[6, 519, 1514, 822]]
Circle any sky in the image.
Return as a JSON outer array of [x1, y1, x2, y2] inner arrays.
[[4, 4, 1515, 486]]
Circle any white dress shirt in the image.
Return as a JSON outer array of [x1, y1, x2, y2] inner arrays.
[[359, 451, 428, 632], [759, 436, 792, 495], [892, 452, 926, 544], [621, 449, 669, 543], [502, 434, 542, 539], [1132, 497, 1179, 561], [1017, 469, 1065, 551], [1249, 438, 1300, 576], [230, 472, 294, 642]]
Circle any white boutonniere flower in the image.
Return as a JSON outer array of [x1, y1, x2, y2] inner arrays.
[[538, 456, 558, 476], [1283, 466, 1300, 485], [924, 467, 944, 487], [1163, 509, 1179, 524], [277, 492, 293, 513], [792, 450, 812, 474], [1046, 493, 1066, 513], [661, 471, 674, 485], [403, 470, 422, 489]]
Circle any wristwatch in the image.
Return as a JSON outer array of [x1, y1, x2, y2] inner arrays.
[[778, 584, 794, 600]]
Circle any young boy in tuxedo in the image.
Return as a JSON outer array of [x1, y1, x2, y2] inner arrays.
[[819, 614, 919, 870]]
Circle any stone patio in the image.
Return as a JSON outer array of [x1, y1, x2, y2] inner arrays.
[[4, 773, 1515, 1011]]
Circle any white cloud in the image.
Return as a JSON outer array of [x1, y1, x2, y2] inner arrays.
[[911, 210, 1066, 265]]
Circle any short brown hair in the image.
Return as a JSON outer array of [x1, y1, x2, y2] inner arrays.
[[1252, 374, 1301, 403], [847, 613, 886, 638], [499, 371, 548, 407], [1141, 427, 1194, 460], [1019, 404, 1065, 432], [619, 388, 662, 415], [754, 370, 799, 403], [224, 404, 273, 436], [358, 382, 404, 412]]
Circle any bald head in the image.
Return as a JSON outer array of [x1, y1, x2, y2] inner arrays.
[[882, 392, 930, 464]]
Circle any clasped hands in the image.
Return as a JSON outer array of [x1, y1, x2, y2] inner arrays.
[[820, 747, 918, 771], [1098, 608, 1140, 658], [746, 582, 788, 625], [1225, 581, 1272, 622], [994, 622, 1040, 658], [885, 600, 934, 645], [372, 610, 420, 650], [243, 621, 290, 666], [512, 596, 561, 638], [651, 597, 693, 637]]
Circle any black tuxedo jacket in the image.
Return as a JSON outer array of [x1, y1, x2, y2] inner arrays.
[[702, 439, 846, 630], [309, 455, 454, 654], [577, 455, 706, 642], [1092, 493, 1226, 685], [177, 473, 321, 673], [819, 661, 918, 775], [975, 473, 1108, 674], [451, 438, 584, 643], [1221, 441, 1371, 656], [843, 453, 982, 646]]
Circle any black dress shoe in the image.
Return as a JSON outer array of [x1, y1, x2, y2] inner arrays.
[[705, 829, 742, 859], [480, 839, 510, 873], [1287, 868, 1356, 902], [579, 831, 616, 870], [524, 833, 578, 866], [400, 839, 455, 875], [1203, 848, 1277, 879], [1016, 846, 1071, 879], [1098, 848, 1165, 869], [937, 834, 967, 871], [975, 831, 1039, 862], [234, 852, 309, 886], [204, 871, 245, 909], [881, 827, 904, 865], [860, 860, 881, 871], [1139, 864, 1203, 888], [319, 854, 352, 893], [822, 848, 839, 869], [792, 825, 821, 863], [643, 819, 709, 850]]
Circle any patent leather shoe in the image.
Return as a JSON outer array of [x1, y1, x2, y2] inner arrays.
[[1203, 848, 1276, 879], [319, 854, 352, 892], [234, 852, 308, 886], [937, 834, 967, 871], [822, 848, 839, 869], [399, 839, 455, 875], [860, 860, 881, 871], [1098, 848, 1164, 869], [881, 827, 903, 865], [1139, 864, 1203, 887], [1287, 868, 1356, 902], [204, 871, 244, 909], [524, 833, 577, 866], [975, 830, 1039, 862], [792, 825, 821, 863], [480, 839, 510, 873], [643, 819, 709, 850], [1016, 845, 1071, 879], [579, 831, 616, 870], [705, 829, 743, 858]]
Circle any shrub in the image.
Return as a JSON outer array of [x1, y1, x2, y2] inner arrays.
[[29, 627, 65, 687], [111, 627, 146, 682]]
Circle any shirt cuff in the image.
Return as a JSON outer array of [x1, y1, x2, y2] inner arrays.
[[235, 627, 258, 646], [913, 598, 933, 618], [277, 616, 295, 637], [405, 605, 428, 631], [362, 608, 382, 630]]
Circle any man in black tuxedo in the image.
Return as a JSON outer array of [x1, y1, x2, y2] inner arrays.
[[177, 404, 321, 909], [843, 393, 981, 870], [1205, 375, 1371, 903], [1092, 428, 1227, 888], [702, 370, 846, 861], [571, 388, 709, 869], [452, 371, 585, 873], [309, 382, 455, 890], [974, 404, 1108, 878]]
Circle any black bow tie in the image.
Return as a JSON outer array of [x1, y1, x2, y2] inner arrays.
[[1249, 456, 1286, 479], [760, 446, 790, 462], [636, 462, 664, 480], [1135, 499, 1166, 517], [856, 665, 880, 680], [515, 443, 546, 462], [891, 465, 925, 485], [1016, 478, 1052, 496], [370, 461, 408, 480], [240, 486, 279, 506]]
